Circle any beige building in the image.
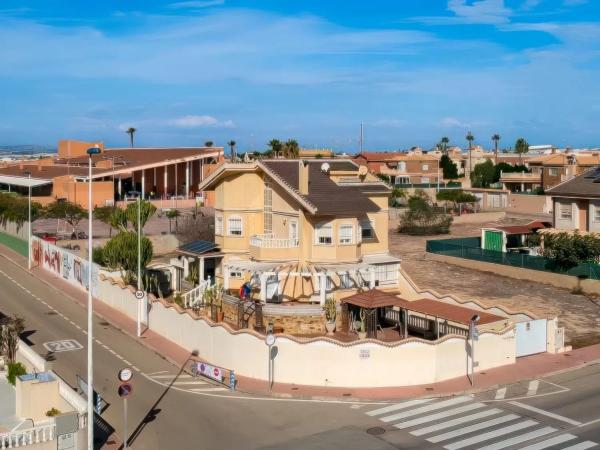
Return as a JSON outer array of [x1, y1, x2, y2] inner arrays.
[[353, 151, 442, 186], [198, 159, 399, 304]]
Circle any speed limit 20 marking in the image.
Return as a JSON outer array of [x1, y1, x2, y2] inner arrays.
[[43, 339, 83, 353]]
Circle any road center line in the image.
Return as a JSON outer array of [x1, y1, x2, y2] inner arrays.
[[508, 401, 582, 425]]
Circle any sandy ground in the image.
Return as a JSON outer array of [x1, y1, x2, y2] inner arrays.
[[389, 214, 600, 348]]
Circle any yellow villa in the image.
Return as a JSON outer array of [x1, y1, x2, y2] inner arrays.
[[197, 159, 400, 305]]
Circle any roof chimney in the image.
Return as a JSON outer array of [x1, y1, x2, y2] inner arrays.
[[299, 160, 309, 195]]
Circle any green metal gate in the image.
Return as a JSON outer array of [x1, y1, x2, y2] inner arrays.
[[483, 230, 503, 252]]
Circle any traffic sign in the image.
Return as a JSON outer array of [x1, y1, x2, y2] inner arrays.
[[265, 333, 276, 346], [118, 383, 133, 398], [119, 367, 133, 382], [135, 290, 145, 300]]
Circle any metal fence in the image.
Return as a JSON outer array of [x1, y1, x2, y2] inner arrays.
[[426, 237, 600, 280]]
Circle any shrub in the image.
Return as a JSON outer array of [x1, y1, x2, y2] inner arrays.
[[46, 407, 61, 417], [92, 246, 105, 266], [6, 362, 26, 385], [399, 194, 453, 235], [541, 232, 600, 272]]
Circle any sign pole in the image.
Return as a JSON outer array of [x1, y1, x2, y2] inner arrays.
[[123, 397, 128, 450], [265, 332, 275, 392]]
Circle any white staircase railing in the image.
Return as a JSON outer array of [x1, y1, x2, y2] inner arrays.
[[0, 424, 55, 449], [183, 277, 211, 308]]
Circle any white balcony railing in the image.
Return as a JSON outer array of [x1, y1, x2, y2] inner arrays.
[[1, 424, 55, 449], [250, 234, 299, 249], [183, 277, 212, 308]]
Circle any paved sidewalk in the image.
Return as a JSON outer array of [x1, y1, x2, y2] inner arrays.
[[3, 244, 600, 402]]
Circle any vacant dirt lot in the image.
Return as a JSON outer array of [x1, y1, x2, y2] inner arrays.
[[389, 214, 600, 348]]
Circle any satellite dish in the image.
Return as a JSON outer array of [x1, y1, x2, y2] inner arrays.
[[358, 165, 368, 176], [321, 162, 330, 173]]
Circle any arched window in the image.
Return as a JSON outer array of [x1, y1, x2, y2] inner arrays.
[[315, 222, 333, 245], [227, 215, 243, 236]]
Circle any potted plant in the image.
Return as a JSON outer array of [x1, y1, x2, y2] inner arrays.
[[358, 308, 367, 340], [322, 297, 336, 335], [214, 283, 225, 322]]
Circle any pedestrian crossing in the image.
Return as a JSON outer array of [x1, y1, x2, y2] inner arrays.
[[362, 396, 597, 449], [146, 371, 228, 392]]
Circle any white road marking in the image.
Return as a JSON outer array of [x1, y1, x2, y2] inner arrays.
[[188, 387, 228, 392], [428, 414, 521, 443], [527, 380, 540, 396], [132, 366, 140, 372], [495, 388, 507, 400], [411, 409, 502, 436], [442, 420, 538, 450], [508, 401, 582, 425], [476, 426, 556, 450], [366, 398, 434, 416], [380, 397, 472, 423], [171, 381, 208, 386], [147, 371, 169, 376], [562, 442, 599, 450], [394, 403, 486, 429], [151, 374, 193, 379], [518, 433, 578, 450]]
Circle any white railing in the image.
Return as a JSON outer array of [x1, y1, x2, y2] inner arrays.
[[183, 277, 212, 308], [250, 235, 299, 249], [0, 424, 55, 449]]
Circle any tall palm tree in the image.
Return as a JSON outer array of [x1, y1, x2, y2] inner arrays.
[[228, 140, 236, 162], [466, 131, 475, 175], [267, 139, 283, 158], [126, 127, 137, 148], [284, 139, 300, 159], [204, 140, 214, 147], [440, 136, 450, 154], [515, 137, 529, 165], [492, 134, 501, 164]]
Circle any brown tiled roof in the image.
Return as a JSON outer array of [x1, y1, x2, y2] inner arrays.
[[547, 166, 600, 198], [0, 164, 92, 180], [262, 160, 383, 215], [342, 289, 505, 325], [492, 220, 551, 235], [354, 152, 439, 162]]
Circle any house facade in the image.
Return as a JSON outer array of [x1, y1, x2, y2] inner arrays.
[[198, 159, 399, 304], [353, 151, 441, 186], [547, 166, 600, 232]]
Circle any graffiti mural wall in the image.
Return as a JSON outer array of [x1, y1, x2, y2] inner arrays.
[[31, 236, 98, 296]]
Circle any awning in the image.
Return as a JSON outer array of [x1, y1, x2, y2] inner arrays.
[[0, 175, 52, 188], [362, 253, 401, 265]]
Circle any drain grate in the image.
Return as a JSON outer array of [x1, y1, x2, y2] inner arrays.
[[366, 427, 386, 436]]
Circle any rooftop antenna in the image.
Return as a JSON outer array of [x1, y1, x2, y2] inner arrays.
[[359, 123, 364, 153]]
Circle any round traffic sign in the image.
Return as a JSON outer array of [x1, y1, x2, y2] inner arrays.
[[265, 333, 276, 346], [135, 290, 145, 300], [118, 367, 133, 382], [118, 383, 133, 398]]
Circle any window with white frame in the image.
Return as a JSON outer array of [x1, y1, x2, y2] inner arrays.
[[339, 273, 354, 289], [374, 264, 399, 286], [315, 222, 333, 245], [229, 271, 242, 279], [215, 213, 223, 235], [421, 176, 430, 184], [422, 164, 429, 171], [360, 219, 375, 240], [595, 205, 600, 223], [339, 224, 353, 245], [264, 182, 273, 234], [316, 275, 334, 291], [549, 168, 559, 176], [559, 203, 572, 220], [228, 216, 243, 236], [395, 176, 410, 185]]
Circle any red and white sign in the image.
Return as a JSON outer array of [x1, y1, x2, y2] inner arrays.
[[196, 362, 223, 382]]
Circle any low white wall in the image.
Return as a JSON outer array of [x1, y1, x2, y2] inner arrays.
[[0, 220, 29, 240], [96, 276, 139, 321]]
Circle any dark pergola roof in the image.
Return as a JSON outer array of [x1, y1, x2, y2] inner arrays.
[[177, 240, 219, 256], [342, 289, 506, 326]]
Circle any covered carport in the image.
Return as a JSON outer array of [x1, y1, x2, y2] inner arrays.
[[0, 174, 53, 197]]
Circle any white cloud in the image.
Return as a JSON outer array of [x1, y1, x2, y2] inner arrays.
[[169, 115, 234, 128], [440, 117, 471, 128], [415, 0, 512, 25], [521, 0, 542, 11], [168, 0, 225, 9], [371, 119, 408, 128]]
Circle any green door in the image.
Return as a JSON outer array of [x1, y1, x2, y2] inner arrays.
[[484, 230, 503, 252]]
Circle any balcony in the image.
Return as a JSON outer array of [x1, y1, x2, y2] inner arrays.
[[499, 171, 541, 183], [250, 234, 299, 261]]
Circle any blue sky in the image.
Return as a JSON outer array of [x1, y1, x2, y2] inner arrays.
[[1, 0, 599, 151]]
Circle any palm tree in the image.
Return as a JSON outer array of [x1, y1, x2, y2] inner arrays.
[[204, 140, 214, 147], [515, 137, 529, 165], [466, 131, 475, 175], [126, 127, 137, 148], [284, 139, 300, 159], [440, 137, 450, 154], [267, 139, 283, 158], [227, 140, 236, 162], [492, 134, 501, 164]]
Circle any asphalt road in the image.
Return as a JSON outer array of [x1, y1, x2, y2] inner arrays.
[[1, 251, 600, 450]]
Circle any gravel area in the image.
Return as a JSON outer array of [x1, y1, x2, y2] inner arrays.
[[389, 214, 600, 348]]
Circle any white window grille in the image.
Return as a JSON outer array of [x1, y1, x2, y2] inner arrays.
[[421, 176, 430, 184], [315, 222, 333, 245], [595, 206, 600, 223], [559, 203, 572, 220], [339, 224, 353, 245], [229, 271, 242, 279], [215, 214, 223, 235], [374, 264, 399, 286], [228, 216, 243, 236], [340, 273, 354, 289], [264, 182, 273, 234], [422, 164, 429, 171]]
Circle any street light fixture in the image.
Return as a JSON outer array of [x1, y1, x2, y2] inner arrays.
[[86, 144, 101, 450], [469, 314, 480, 387], [23, 171, 32, 270]]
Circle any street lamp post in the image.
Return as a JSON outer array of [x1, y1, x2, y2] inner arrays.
[[86, 145, 101, 450], [469, 314, 480, 387], [137, 197, 142, 337], [24, 172, 32, 270]]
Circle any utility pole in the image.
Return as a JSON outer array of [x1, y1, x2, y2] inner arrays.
[[137, 197, 142, 337], [359, 123, 364, 153]]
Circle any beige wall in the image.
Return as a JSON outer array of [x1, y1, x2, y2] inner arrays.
[[589, 200, 600, 232], [58, 139, 104, 159], [52, 176, 114, 208], [553, 198, 578, 230], [508, 193, 552, 215]]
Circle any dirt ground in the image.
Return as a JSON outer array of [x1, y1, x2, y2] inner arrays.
[[389, 214, 600, 348]]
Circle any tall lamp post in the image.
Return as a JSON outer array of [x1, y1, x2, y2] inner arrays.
[[86, 145, 101, 450], [137, 197, 142, 337], [469, 314, 480, 387], [24, 171, 32, 270]]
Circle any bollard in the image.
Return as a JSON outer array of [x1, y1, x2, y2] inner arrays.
[[230, 371, 236, 391]]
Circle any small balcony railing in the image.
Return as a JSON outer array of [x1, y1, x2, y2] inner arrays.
[[250, 234, 299, 248]]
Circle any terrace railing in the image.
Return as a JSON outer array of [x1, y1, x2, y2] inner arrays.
[[250, 234, 299, 249], [183, 277, 212, 308], [0, 424, 55, 449]]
